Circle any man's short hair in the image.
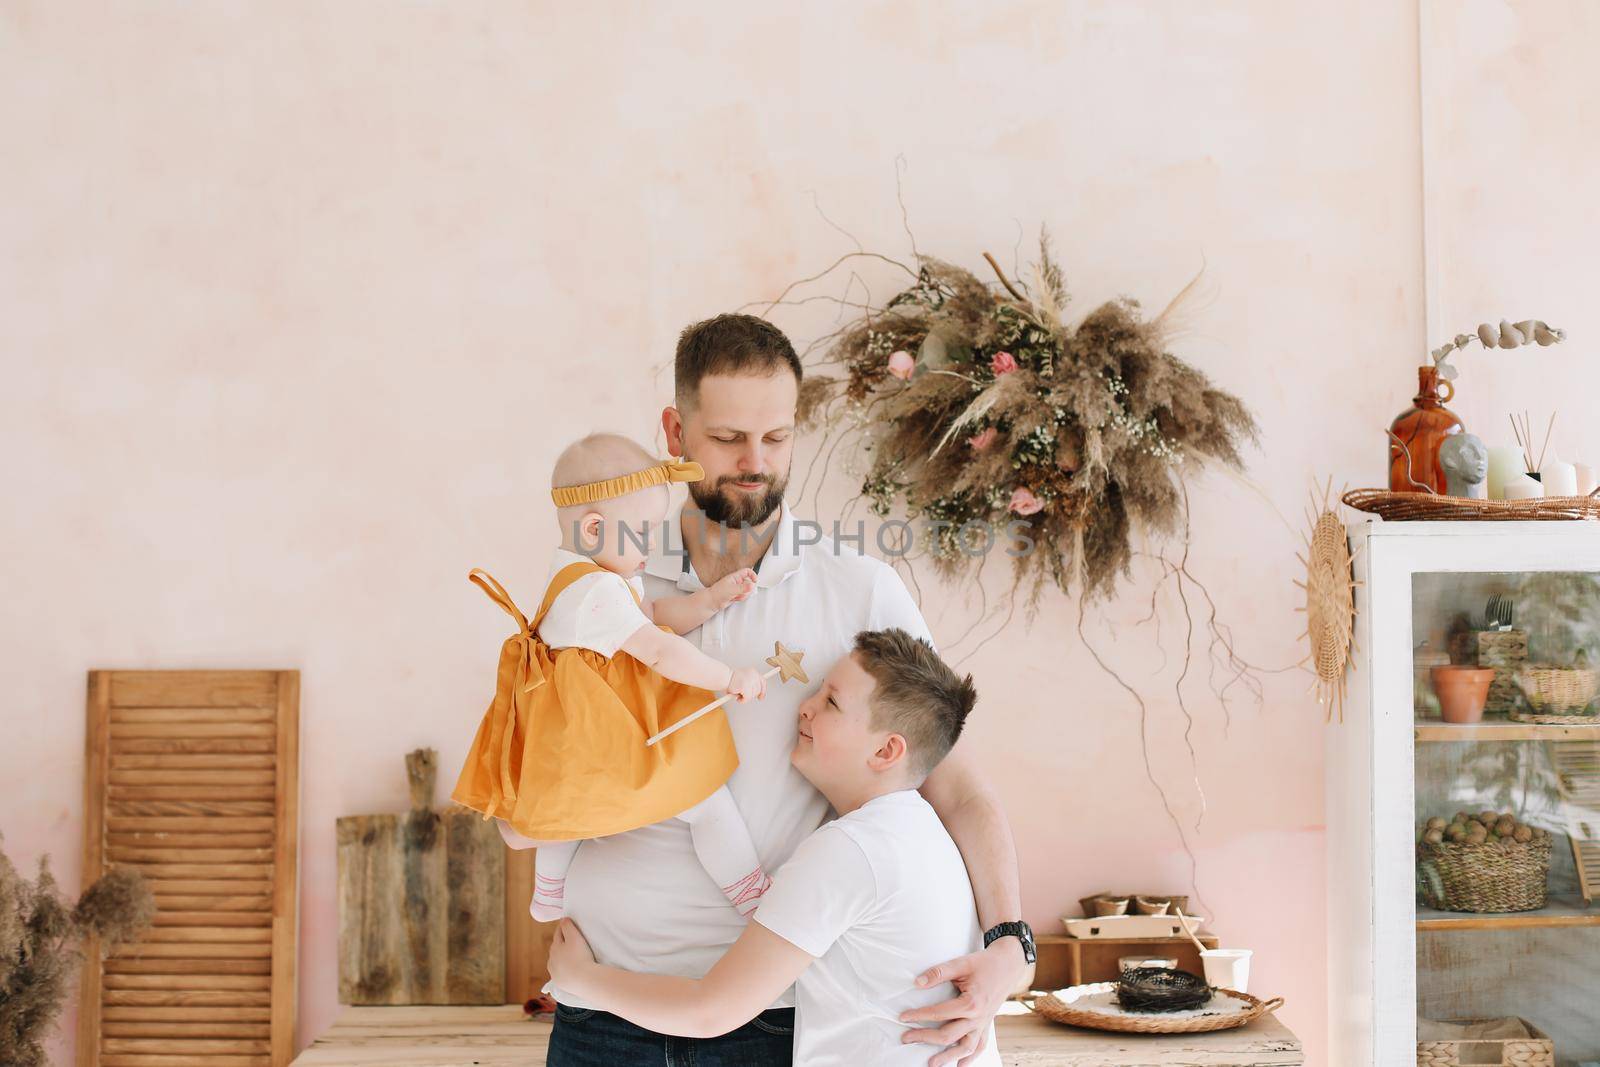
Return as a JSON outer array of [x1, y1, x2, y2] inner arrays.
[[674, 314, 802, 410], [852, 628, 977, 781]]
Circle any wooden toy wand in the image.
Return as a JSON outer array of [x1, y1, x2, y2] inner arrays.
[[645, 641, 808, 747]]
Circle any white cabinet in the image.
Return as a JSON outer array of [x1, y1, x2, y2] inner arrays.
[[1328, 522, 1600, 1066]]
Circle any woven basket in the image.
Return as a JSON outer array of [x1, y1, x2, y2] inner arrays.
[[1417, 836, 1551, 913], [1477, 631, 1529, 715], [1512, 666, 1600, 721], [1416, 1018, 1553, 1066], [1032, 984, 1283, 1034], [1342, 489, 1600, 521]]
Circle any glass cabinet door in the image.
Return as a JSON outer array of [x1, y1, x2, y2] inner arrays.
[[1411, 570, 1600, 1064]]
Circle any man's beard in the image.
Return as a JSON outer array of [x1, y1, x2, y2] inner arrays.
[[684, 463, 788, 528]]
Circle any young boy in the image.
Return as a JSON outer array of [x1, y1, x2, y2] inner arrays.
[[547, 628, 1003, 1066]]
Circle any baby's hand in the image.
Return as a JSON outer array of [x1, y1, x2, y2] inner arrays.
[[727, 666, 766, 703], [711, 568, 758, 609]]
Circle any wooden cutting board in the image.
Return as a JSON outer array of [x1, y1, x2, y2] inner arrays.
[[337, 749, 504, 1005]]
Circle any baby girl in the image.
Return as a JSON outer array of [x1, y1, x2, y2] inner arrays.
[[453, 433, 771, 920]]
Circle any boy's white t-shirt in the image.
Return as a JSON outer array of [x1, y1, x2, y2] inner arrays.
[[754, 790, 1002, 1067], [537, 548, 652, 657]]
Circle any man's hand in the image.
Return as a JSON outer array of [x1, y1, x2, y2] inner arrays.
[[546, 919, 597, 992], [710, 567, 758, 609], [899, 937, 1025, 1067]]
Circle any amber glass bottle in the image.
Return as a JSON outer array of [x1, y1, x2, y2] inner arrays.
[[1388, 365, 1463, 494]]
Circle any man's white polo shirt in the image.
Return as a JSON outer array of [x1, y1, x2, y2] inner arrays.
[[545, 502, 932, 1009]]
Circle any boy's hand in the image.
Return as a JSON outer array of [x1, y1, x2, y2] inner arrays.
[[726, 666, 766, 703], [710, 568, 758, 609], [546, 919, 596, 989], [898, 937, 1025, 1066]]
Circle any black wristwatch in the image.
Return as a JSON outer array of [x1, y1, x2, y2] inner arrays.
[[982, 920, 1036, 964]]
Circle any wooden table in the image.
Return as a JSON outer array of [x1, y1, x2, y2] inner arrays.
[[292, 1005, 1303, 1066]]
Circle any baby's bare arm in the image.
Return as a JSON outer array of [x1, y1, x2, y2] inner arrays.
[[620, 624, 735, 693], [649, 567, 757, 635], [649, 589, 722, 635]]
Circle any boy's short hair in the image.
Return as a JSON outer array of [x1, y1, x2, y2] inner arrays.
[[674, 314, 802, 411], [852, 628, 977, 781]]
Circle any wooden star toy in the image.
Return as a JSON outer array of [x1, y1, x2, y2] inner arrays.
[[765, 641, 808, 685]]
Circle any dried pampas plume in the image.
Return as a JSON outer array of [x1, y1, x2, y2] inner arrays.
[[1, 834, 155, 1067]]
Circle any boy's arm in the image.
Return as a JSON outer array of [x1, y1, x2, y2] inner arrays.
[[905, 745, 1025, 1066], [549, 919, 812, 1040]]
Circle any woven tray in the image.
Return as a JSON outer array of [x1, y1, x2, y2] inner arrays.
[[1342, 489, 1600, 521], [1032, 983, 1284, 1034]]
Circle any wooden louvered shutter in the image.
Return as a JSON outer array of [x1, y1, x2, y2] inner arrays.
[[78, 670, 300, 1067]]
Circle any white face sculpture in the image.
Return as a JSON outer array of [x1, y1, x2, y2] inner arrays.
[[1442, 434, 1488, 483]]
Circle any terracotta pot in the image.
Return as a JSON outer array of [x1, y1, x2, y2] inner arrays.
[[1430, 666, 1495, 723]]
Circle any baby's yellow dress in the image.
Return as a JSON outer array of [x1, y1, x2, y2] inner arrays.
[[451, 563, 740, 841]]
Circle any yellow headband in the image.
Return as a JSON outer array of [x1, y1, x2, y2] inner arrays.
[[550, 458, 705, 508]]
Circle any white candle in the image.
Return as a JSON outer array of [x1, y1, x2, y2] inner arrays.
[[1541, 458, 1577, 497], [1577, 463, 1596, 496], [1503, 474, 1544, 500], [1486, 447, 1525, 500]]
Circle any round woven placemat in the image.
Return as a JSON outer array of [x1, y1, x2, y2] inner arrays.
[[1032, 984, 1285, 1034], [1342, 489, 1600, 522]]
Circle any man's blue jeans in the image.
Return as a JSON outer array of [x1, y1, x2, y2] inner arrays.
[[546, 1003, 794, 1066]]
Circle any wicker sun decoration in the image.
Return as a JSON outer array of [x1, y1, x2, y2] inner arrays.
[[1297, 481, 1359, 722]]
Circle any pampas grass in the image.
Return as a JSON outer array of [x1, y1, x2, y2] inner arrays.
[[1, 834, 155, 1067]]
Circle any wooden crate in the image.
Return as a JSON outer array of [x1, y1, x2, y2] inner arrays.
[[79, 669, 300, 1067]]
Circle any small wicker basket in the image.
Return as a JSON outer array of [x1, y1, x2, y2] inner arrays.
[[1416, 1018, 1553, 1067], [1417, 836, 1551, 913], [1512, 665, 1600, 722]]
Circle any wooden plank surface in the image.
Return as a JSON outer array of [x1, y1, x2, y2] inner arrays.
[[110, 670, 281, 707], [1415, 721, 1600, 742], [1416, 893, 1600, 930], [504, 848, 555, 1004], [290, 1005, 1303, 1066]]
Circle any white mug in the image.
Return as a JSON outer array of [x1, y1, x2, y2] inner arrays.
[[1200, 948, 1252, 993]]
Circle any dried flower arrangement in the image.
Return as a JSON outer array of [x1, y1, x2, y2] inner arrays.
[[772, 229, 1283, 914], [795, 236, 1258, 606], [1, 834, 155, 1067], [1429, 318, 1566, 382]]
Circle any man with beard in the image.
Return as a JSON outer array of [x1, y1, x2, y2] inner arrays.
[[545, 314, 1030, 1067]]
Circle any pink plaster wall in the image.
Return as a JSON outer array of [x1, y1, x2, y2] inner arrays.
[[1, 3, 1464, 1063]]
